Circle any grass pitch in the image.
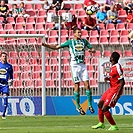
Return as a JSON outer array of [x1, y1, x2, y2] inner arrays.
[[0, 115, 132, 133]]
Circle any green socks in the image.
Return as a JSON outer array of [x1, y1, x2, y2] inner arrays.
[[86, 90, 92, 107], [74, 91, 80, 109]]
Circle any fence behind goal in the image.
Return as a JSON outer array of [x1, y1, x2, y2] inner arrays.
[[0, 34, 132, 98]]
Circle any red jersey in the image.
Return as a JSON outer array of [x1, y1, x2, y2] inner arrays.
[[109, 63, 124, 92], [85, 17, 96, 26], [84, 0, 97, 6]]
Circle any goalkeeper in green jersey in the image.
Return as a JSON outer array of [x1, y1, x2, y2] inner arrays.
[[42, 27, 95, 115]]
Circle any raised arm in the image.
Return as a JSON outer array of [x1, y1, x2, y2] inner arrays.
[[42, 42, 61, 50]]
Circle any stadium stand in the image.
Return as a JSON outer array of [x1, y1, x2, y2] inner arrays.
[[0, 0, 132, 96]]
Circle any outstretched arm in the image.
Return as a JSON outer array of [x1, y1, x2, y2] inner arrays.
[[42, 42, 61, 50]]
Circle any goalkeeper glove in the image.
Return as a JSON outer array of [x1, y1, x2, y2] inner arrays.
[[8, 79, 13, 86]]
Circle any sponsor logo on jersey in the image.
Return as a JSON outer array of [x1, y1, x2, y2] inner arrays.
[[75, 43, 84, 51], [102, 62, 112, 76], [0, 68, 7, 74]]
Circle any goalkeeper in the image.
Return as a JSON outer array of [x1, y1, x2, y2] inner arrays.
[[42, 27, 95, 115], [0, 52, 13, 119]]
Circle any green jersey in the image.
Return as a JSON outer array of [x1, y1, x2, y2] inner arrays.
[[60, 39, 93, 64]]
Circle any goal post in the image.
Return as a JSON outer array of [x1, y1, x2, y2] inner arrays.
[[0, 34, 46, 116]]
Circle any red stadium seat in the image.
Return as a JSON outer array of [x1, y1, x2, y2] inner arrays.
[[25, 4, 33, 11], [45, 22, 54, 30], [116, 23, 125, 31], [69, 30, 74, 39], [61, 58, 69, 65], [0, 38, 6, 44], [8, 30, 16, 34], [120, 36, 129, 45], [18, 58, 27, 64], [47, 37, 57, 44], [109, 37, 119, 45], [106, 23, 115, 31], [89, 37, 98, 45], [48, 10, 56, 14], [30, 51, 39, 57], [114, 50, 123, 56], [13, 80, 23, 88], [35, 23, 44, 31], [120, 30, 129, 37], [0, 31, 6, 34], [34, 4, 43, 11], [58, 10, 67, 16], [92, 50, 101, 57], [50, 51, 59, 57], [38, 10, 47, 17], [28, 30, 37, 34], [64, 72, 72, 80], [17, 38, 27, 45], [74, 4, 83, 11], [81, 30, 89, 38], [87, 65, 94, 72], [28, 10, 36, 17], [63, 4, 72, 10], [99, 37, 109, 45], [97, 23, 105, 30], [77, 10, 87, 18], [25, 24, 34, 31], [100, 30, 109, 37], [32, 72, 41, 79], [15, 24, 24, 31], [18, 30, 27, 34], [8, 58, 18, 64], [39, 30, 48, 37], [9, 51, 18, 58], [0, 17, 4, 22], [90, 30, 99, 37], [6, 17, 15, 24], [124, 50, 132, 57], [16, 17, 25, 24], [24, 80, 34, 88], [27, 38, 37, 45], [118, 10, 127, 18], [104, 50, 111, 57], [33, 66, 41, 72], [26, 17, 35, 24], [36, 17, 45, 24], [48, 30, 58, 38], [126, 23, 133, 31], [85, 51, 91, 57], [19, 51, 29, 58], [46, 80, 55, 88], [4, 24, 14, 31], [45, 65, 52, 73], [49, 58, 58, 66], [61, 30, 68, 37], [29, 58, 38, 64], [6, 38, 16, 45], [21, 72, 31, 80], [61, 50, 70, 57], [68, 10, 76, 16], [21, 65, 31, 72], [45, 73, 51, 80], [110, 30, 119, 37]]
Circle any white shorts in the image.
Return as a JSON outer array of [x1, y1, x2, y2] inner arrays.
[[70, 63, 89, 83]]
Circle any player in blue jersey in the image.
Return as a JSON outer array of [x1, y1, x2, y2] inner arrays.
[[42, 27, 95, 115], [0, 52, 13, 119]]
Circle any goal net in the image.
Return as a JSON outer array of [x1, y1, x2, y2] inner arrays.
[[0, 34, 46, 115]]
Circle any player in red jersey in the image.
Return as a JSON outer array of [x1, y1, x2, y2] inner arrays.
[[92, 52, 125, 131]]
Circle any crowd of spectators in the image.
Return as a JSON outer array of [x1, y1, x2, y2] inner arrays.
[[0, 0, 133, 33]]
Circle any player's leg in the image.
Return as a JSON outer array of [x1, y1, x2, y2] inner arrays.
[[2, 94, 8, 119], [2, 85, 9, 119], [81, 64, 94, 113], [92, 100, 105, 129], [71, 64, 85, 115], [102, 92, 119, 130]]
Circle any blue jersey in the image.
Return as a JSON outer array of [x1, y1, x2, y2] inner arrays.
[[0, 62, 13, 85]]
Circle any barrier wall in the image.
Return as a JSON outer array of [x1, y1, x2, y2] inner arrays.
[[0, 95, 132, 116]]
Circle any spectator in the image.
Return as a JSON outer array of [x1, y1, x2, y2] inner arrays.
[[84, 15, 100, 33], [96, 6, 107, 24], [77, 18, 84, 29], [106, 5, 122, 24], [63, 15, 77, 30], [44, 0, 52, 12], [52, 0, 64, 11], [127, 10, 133, 23], [0, 0, 9, 23], [18, 2, 29, 18], [123, 0, 133, 14], [12, 4, 19, 18], [104, 0, 115, 11]]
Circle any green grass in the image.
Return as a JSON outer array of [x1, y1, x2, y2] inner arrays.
[[0, 115, 133, 133]]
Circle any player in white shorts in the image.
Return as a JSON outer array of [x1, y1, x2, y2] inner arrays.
[[42, 27, 95, 115]]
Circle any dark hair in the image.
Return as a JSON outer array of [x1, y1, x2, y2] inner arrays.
[[0, 51, 7, 56], [111, 52, 120, 63], [73, 27, 81, 33]]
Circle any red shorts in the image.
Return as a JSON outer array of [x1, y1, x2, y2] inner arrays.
[[101, 88, 121, 108]]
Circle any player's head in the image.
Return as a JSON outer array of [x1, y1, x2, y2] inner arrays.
[[0, 52, 8, 63], [110, 52, 120, 64], [73, 27, 81, 39]]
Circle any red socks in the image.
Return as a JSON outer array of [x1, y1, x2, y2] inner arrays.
[[98, 108, 104, 123], [104, 111, 116, 125]]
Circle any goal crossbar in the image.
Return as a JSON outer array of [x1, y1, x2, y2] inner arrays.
[[0, 34, 46, 116]]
